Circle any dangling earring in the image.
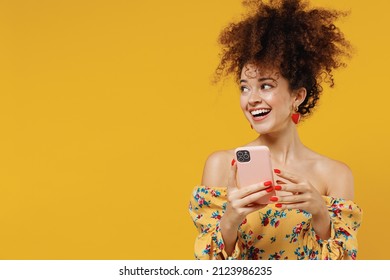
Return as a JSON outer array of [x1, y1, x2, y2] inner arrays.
[[250, 124, 253, 129], [291, 105, 300, 124]]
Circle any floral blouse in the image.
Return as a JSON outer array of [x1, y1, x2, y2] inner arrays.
[[189, 186, 362, 260]]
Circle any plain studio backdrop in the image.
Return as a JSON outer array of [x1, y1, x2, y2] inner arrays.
[[0, 0, 388, 259]]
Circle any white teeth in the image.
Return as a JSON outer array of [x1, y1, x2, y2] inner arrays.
[[251, 109, 271, 116]]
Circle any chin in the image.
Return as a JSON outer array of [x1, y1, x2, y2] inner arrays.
[[252, 124, 272, 134]]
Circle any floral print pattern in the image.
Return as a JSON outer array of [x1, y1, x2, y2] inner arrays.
[[189, 186, 362, 260]]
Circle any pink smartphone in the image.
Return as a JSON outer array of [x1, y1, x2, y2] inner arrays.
[[235, 146, 275, 204]]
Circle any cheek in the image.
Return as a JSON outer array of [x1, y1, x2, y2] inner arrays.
[[240, 96, 247, 111], [269, 94, 291, 109]]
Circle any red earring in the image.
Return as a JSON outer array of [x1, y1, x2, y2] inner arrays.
[[291, 105, 300, 124]]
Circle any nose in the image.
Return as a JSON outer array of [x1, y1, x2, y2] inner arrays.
[[248, 90, 263, 105]]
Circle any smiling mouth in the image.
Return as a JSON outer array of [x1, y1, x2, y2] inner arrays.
[[250, 109, 271, 118]]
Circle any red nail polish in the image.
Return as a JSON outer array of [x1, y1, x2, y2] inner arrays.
[[275, 203, 282, 208], [274, 185, 282, 191], [270, 196, 278, 202], [231, 159, 236, 166], [274, 169, 281, 174], [266, 187, 274, 193], [264, 181, 272, 187]]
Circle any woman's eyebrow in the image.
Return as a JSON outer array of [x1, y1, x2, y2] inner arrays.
[[258, 77, 277, 82], [240, 77, 276, 83]]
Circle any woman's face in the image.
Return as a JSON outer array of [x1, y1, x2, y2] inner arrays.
[[239, 64, 299, 134]]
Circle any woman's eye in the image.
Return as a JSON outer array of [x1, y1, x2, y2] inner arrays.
[[261, 84, 273, 90], [240, 86, 250, 93]]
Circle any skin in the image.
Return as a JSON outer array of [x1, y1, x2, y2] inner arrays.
[[201, 64, 354, 256]]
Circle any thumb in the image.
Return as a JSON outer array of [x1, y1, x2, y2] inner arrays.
[[227, 159, 238, 190]]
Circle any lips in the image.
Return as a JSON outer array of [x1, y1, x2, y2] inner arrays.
[[249, 108, 271, 121]]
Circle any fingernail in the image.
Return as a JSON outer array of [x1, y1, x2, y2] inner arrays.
[[266, 187, 274, 193], [274, 185, 282, 191], [231, 159, 236, 166], [264, 181, 273, 187], [274, 169, 281, 174], [270, 196, 278, 202], [275, 203, 282, 208]]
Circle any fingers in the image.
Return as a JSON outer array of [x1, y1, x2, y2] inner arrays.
[[240, 180, 273, 196], [274, 168, 301, 184], [274, 193, 306, 204], [271, 192, 307, 211], [232, 188, 272, 208], [227, 159, 238, 190], [271, 169, 323, 214], [271, 177, 307, 209], [275, 202, 307, 211], [229, 180, 272, 199], [245, 203, 267, 213], [276, 179, 287, 185], [275, 183, 308, 194], [271, 183, 319, 212], [228, 178, 273, 207]]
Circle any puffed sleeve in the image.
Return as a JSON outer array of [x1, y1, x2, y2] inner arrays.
[[189, 186, 245, 260], [304, 196, 363, 260]]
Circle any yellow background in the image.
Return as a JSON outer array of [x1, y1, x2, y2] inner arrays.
[[0, 0, 388, 259]]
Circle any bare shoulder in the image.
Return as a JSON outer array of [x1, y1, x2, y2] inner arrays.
[[201, 150, 234, 187], [314, 154, 355, 200]]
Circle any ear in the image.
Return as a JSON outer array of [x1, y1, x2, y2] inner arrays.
[[293, 87, 307, 107]]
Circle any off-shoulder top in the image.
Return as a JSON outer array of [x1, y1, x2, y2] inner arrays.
[[189, 186, 362, 260]]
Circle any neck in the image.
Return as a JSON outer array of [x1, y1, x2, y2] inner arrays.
[[254, 124, 304, 166]]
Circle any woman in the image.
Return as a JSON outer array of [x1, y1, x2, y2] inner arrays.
[[189, 0, 362, 260]]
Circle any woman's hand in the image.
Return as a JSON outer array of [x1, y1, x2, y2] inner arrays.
[[273, 169, 331, 239], [224, 160, 274, 226], [272, 169, 324, 214], [220, 160, 274, 255]]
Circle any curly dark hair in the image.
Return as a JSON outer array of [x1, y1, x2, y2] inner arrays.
[[215, 0, 352, 116]]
